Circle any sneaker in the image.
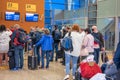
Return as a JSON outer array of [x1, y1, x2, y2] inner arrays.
[[63, 75, 69, 80], [73, 76, 75, 80], [39, 66, 44, 69], [46, 66, 49, 69], [11, 67, 19, 71]]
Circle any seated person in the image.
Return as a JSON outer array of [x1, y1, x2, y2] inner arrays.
[[101, 60, 118, 79]]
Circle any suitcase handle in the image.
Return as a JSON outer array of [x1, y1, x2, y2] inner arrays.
[[32, 45, 36, 56]]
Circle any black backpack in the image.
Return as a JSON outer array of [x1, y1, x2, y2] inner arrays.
[[17, 30, 26, 44], [35, 31, 43, 43]]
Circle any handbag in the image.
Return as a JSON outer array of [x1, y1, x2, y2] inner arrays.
[[80, 48, 89, 56]]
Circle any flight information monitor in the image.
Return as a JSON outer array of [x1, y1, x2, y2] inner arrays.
[[25, 13, 39, 22], [5, 11, 20, 21]]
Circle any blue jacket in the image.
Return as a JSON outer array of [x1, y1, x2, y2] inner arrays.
[[36, 34, 54, 51], [113, 41, 120, 70]]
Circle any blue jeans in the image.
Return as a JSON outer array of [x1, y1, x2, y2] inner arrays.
[[35, 46, 40, 65], [41, 50, 51, 68], [94, 48, 100, 64], [14, 45, 24, 68], [65, 53, 78, 76], [50, 43, 59, 61]]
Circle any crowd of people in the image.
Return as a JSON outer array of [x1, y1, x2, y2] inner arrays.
[[0, 23, 120, 80]]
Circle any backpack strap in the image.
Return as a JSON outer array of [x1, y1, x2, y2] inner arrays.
[[68, 32, 71, 37]]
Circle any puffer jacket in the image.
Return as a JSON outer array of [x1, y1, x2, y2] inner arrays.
[[36, 34, 54, 51]]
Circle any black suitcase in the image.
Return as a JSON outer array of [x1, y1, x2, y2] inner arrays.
[[75, 70, 82, 80], [57, 49, 64, 59], [8, 48, 15, 70], [9, 56, 15, 70], [28, 46, 38, 70]]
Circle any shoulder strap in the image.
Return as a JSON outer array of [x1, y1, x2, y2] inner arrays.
[[68, 32, 71, 36]]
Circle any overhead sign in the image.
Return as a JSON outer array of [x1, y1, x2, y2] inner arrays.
[[26, 4, 36, 12], [7, 2, 18, 10]]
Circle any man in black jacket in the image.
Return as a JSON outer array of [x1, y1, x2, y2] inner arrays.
[[50, 25, 61, 61], [92, 25, 105, 64]]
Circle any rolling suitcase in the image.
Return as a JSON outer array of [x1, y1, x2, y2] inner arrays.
[[9, 56, 15, 70], [101, 51, 108, 63], [28, 46, 38, 70], [8, 48, 15, 70]]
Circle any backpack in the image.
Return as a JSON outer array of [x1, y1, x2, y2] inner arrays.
[[54, 30, 61, 40], [17, 30, 26, 44], [35, 31, 43, 43], [61, 32, 73, 52]]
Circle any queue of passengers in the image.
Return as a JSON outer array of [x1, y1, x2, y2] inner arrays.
[[0, 24, 120, 80]]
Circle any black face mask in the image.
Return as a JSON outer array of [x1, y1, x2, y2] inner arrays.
[[92, 29, 94, 31]]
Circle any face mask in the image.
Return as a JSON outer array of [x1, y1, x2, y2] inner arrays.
[[92, 29, 94, 31]]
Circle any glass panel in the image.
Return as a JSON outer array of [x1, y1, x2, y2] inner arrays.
[[45, 0, 51, 2], [80, 0, 86, 7], [89, 0, 97, 4], [63, 20, 73, 25], [52, 4, 66, 10], [45, 10, 51, 17], [88, 6, 97, 11], [54, 20, 63, 29], [45, 18, 51, 24], [73, 0, 80, 6], [97, 18, 115, 50], [71, 5, 80, 10], [52, 0, 66, 4], [72, 19, 85, 28], [55, 20, 63, 25], [45, 4, 51, 10], [88, 11, 97, 18], [88, 19, 96, 25]]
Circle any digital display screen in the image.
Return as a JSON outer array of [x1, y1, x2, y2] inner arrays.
[[5, 12, 20, 21], [25, 13, 39, 22]]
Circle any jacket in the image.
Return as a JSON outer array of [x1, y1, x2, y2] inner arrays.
[[92, 32, 104, 48], [64, 31, 85, 57], [11, 29, 25, 47], [82, 34, 94, 53], [36, 34, 54, 51], [113, 41, 120, 70]]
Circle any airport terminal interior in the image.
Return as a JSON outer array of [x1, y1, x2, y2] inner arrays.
[[0, 0, 120, 80]]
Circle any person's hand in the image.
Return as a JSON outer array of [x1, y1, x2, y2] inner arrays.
[[33, 45, 36, 47]]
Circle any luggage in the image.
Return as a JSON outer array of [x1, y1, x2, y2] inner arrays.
[[75, 69, 82, 80], [56, 49, 64, 59], [106, 76, 115, 80], [28, 46, 38, 70], [9, 56, 15, 70], [8, 48, 15, 70], [8, 48, 14, 57], [101, 51, 108, 63]]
